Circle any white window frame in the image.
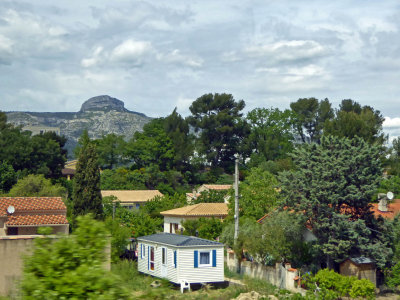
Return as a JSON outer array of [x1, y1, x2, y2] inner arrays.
[[161, 247, 167, 265], [149, 246, 155, 271], [141, 244, 146, 258], [198, 250, 212, 267]]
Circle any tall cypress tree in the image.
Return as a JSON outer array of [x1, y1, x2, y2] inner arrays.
[[72, 143, 103, 220]]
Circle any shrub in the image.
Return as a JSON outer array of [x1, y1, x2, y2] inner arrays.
[[349, 279, 375, 300], [21, 215, 130, 299]]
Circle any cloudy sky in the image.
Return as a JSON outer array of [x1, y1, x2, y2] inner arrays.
[[1, 1, 400, 138]]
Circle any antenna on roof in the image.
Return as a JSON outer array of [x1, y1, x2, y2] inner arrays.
[[7, 206, 15, 214]]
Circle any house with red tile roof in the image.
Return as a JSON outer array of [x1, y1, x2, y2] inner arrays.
[[0, 197, 69, 236]]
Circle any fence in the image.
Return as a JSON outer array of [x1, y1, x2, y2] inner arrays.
[[226, 250, 306, 294]]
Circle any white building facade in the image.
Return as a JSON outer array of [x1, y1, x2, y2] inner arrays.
[[137, 233, 224, 284]]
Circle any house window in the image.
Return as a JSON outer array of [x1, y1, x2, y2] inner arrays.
[[136, 203, 140, 209], [199, 251, 211, 267], [7, 227, 18, 235], [150, 246, 155, 271], [162, 247, 167, 265]]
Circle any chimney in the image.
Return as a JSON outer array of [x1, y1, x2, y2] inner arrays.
[[378, 198, 388, 212]]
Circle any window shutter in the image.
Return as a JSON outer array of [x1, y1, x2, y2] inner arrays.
[[140, 244, 142, 259], [212, 249, 217, 267], [148, 246, 150, 270], [174, 251, 177, 268], [194, 250, 198, 268]]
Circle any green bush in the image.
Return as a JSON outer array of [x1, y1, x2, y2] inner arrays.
[[349, 279, 375, 300], [304, 268, 375, 299], [21, 215, 130, 299]]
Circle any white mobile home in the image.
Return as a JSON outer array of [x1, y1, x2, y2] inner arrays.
[[137, 233, 224, 284]]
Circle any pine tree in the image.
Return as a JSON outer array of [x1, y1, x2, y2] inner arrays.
[[72, 143, 103, 220], [280, 135, 392, 268]]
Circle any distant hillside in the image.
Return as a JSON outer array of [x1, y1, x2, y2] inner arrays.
[[6, 95, 151, 158]]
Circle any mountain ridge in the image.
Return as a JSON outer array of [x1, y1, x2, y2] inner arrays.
[[5, 95, 151, 158]]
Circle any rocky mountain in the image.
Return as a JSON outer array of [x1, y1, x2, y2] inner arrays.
[[6, 95, 151, 157]]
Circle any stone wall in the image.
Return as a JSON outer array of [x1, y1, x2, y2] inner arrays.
[[226, 250, 305, 294]]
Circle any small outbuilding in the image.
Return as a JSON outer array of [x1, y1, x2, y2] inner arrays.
[[340, 257, 376, 286], [137, 233, 224, 285]]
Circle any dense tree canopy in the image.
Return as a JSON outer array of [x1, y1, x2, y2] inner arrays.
[[94, 133, 126, 169], [244, 107, 295, 163], [8, 174, 66, 197], [324, 99, 386, 145], [188, 93, 248, 168], [0, 111, 67, 178], [230, 167, 280, 220], [280, 136, 391, 268], [126, 118, 174, 171], [290, 97, 333, 144]]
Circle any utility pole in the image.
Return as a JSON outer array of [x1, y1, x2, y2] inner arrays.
[[234, 156, 239, 242]]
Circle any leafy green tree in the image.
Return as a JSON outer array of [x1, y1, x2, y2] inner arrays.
[[8, 174, 66, 197], [94, 133, 126, 169], [187, 93, 248, 168], [142, 193, 186, 220], [0, 112, 67, 178], [245, 211, 309, 266], [192, 190, 227, 204], [229, 167, 280, 220], [100, 168, 148, 190], [0, 161, 17, 193], [377, 175, 400, 198], [72, 143, 103, 220], [280, 136, 391, 268], [29, 132, 67, 177], [164, 108, 194, 171], [290, 97, 333, 143], [21, 215, 130, 299], [324, 99, 386, 145], [244, 107, 296, 162], [181, 217, 223, 240], [125, 118, 174, 171]]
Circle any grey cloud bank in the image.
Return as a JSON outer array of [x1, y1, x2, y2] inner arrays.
[[0, 0, 400, 138]]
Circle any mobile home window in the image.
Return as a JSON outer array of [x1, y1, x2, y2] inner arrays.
[[199, 251, 211, 267], [162, 247, 167, 265], [150, 246, 155, 271]]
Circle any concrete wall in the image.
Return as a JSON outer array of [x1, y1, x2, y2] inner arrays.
[[0, 236, 35, 297], [226, 250, 305, 294]]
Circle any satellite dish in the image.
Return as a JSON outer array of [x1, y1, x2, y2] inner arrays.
[[7, 205, 15, 214], [387, 192, 394, 200]]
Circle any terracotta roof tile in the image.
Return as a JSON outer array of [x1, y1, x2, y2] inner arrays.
[[160, 203, 228, 217], [202, 184, 232, 190], [101, 190, 163, 203], [0, 197, 66, 217], [371, 199, 400, 219], [6, 214, 69, 226]]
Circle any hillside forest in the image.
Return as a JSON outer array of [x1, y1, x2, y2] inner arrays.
[[2, 94, 400, 290]]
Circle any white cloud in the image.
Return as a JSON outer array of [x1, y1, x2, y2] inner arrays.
[[244, 40, 328, 63], [110, 39, 153, 65], [157, 49, 203, 67], [384, 117, 400, 129]]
